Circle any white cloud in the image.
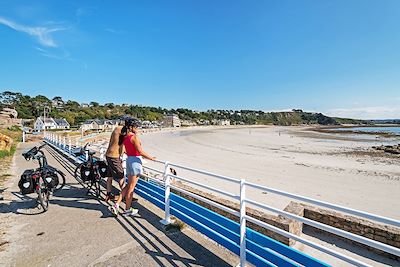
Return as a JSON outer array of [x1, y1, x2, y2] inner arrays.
[[105, 28, 123, 34], [326, 106, 400, 120], [0, 16, 65, 47]]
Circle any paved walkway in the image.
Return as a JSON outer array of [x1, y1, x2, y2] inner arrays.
[[0, 142, 238, 267]]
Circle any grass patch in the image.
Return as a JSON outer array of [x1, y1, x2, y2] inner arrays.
[[0, 127, 21, 186], [0, 145, 17, 159], [164, 218, 186, 233]]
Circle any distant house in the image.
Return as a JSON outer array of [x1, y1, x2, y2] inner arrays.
[[97, 119, 118, 130], [80, 119, 100, 132], [34, 117, 70, 132], [211, 119, 231, 126], [54, 119, 70, 129], [79, 119, 119, 132], [51, 98, 64, 109], [163, 114, 181, 127]]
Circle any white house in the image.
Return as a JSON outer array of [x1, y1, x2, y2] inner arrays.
[[80, 119, 100, 132], [34, 117, 70, 132], [80, 119, 119, 132]]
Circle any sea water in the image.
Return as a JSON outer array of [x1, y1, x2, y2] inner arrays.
[[335, 127, 400, 135]]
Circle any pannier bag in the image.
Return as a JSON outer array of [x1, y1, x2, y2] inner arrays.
[[43, 170, 60, 188], [80, 164, 94, 182], [96, 160, 110, 178], [18, 169, 36, 194]]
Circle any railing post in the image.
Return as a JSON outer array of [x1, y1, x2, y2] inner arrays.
[[160, 161, 172, 225], [63, 137, 66, 149], [99, 146, 105, 160], [239, 179, 247, 267], [68, 139, 72, 154]]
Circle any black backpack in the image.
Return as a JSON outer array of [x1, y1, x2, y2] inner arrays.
[[43, 169, 60, 188], [18, 169, 36, 194], [80, 164, 94, 182], [96, 160, 110, 178]]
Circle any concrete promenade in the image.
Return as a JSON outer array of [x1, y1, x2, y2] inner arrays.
[[0, 142, 238, 267]]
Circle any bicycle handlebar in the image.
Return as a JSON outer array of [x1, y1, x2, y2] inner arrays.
[[22, 143, 47, 161]]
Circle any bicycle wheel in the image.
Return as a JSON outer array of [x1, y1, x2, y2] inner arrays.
[[74, 163, 84, 183], [37, 181, 49, 211], [54, 170, 66, 191]]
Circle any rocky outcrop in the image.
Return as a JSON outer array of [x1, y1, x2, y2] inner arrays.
[[0, 133, 13, 151], [372, 144, 400, 155]]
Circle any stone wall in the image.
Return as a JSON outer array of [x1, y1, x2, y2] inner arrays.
[[302, 204, 400, 260]]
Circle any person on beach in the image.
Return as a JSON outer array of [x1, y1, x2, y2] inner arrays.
[[110, 118, 156, 216], [104, 121, 127, 201]]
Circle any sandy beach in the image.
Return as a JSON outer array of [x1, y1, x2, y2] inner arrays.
[[133, 126, 400, 220]]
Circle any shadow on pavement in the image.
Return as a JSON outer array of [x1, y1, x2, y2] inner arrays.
[[0, 192, 46, 215]]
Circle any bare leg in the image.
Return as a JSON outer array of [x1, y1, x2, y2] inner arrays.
[[118, 178, 125, 190], [115, 181, 128, 206], [125, 175, 139, 210], [106, 177, 113, 194]]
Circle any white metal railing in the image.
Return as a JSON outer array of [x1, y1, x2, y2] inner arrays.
[[44, 132, 400, 267]]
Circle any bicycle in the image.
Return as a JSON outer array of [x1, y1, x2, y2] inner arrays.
[[73, 143, 109, 199], [19, 143, 66, 211]]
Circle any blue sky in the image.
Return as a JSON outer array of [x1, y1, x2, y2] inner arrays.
[[0, 1, 399, 119]]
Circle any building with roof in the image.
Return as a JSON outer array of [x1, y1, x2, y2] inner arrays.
[[79, 119, 119, 132], [34, 117, 70, 132], [163, 114, 181, 127]]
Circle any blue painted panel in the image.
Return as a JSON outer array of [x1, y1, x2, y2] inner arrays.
[[246, 229, 330, 267], [170, 193, 240, 234], [246, 250, 278, 267], [137, 179, 164, 195], [135, 182, 165, 204], [135, 187, 165, 210], [246, 239, 299, 267], [170, 206, 241, 255], [171, 197, 240, 244]]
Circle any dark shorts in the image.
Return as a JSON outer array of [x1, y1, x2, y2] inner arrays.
[[106, 156, 124, 181]]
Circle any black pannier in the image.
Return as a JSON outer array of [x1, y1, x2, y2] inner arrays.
[[96, 160, 110, 178], [18, 169, 36, 194], [80, 164, 94, 182], [43, 170, 60, 188]]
